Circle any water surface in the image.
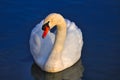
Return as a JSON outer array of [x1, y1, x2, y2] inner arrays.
[[0, 0, 120, 80]]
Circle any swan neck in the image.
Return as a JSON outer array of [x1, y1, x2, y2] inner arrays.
[[52, 17, 66, 54]]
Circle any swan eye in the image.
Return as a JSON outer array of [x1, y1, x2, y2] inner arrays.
[[42, 21, 50, 30]]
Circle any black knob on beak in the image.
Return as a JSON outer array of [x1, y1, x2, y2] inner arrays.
[[42, 21, 50, 30]]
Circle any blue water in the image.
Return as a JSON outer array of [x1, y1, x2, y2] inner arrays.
[[0, 0, 120, 80]]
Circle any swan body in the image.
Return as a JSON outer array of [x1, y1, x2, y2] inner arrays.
[[30, 13, 83, 72]]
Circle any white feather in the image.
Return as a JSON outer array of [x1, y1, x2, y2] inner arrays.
[[29, 19, 83, 71]]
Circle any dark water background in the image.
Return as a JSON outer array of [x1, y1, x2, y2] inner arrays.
[[0, 0, 120, 80]]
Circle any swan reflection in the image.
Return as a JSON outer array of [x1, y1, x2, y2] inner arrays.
[[31, 59, 84, 80]]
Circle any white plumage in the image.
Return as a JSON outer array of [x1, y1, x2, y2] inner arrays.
[[30, 13, 83, 72]]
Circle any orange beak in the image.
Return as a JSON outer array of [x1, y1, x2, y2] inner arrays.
[[42, 26, 50, 38]]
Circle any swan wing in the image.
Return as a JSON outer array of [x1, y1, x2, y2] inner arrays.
[[29, 20, 55, 69], [62, 19, 83, 67]]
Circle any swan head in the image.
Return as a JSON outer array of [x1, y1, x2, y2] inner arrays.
[[42, 13, 66, 38], [42, 21, 50, 38]]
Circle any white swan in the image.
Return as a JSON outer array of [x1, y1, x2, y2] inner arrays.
[[30, 13, 83, 72]]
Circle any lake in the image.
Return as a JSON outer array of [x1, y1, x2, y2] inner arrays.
[[0, 0, 120, 80]]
